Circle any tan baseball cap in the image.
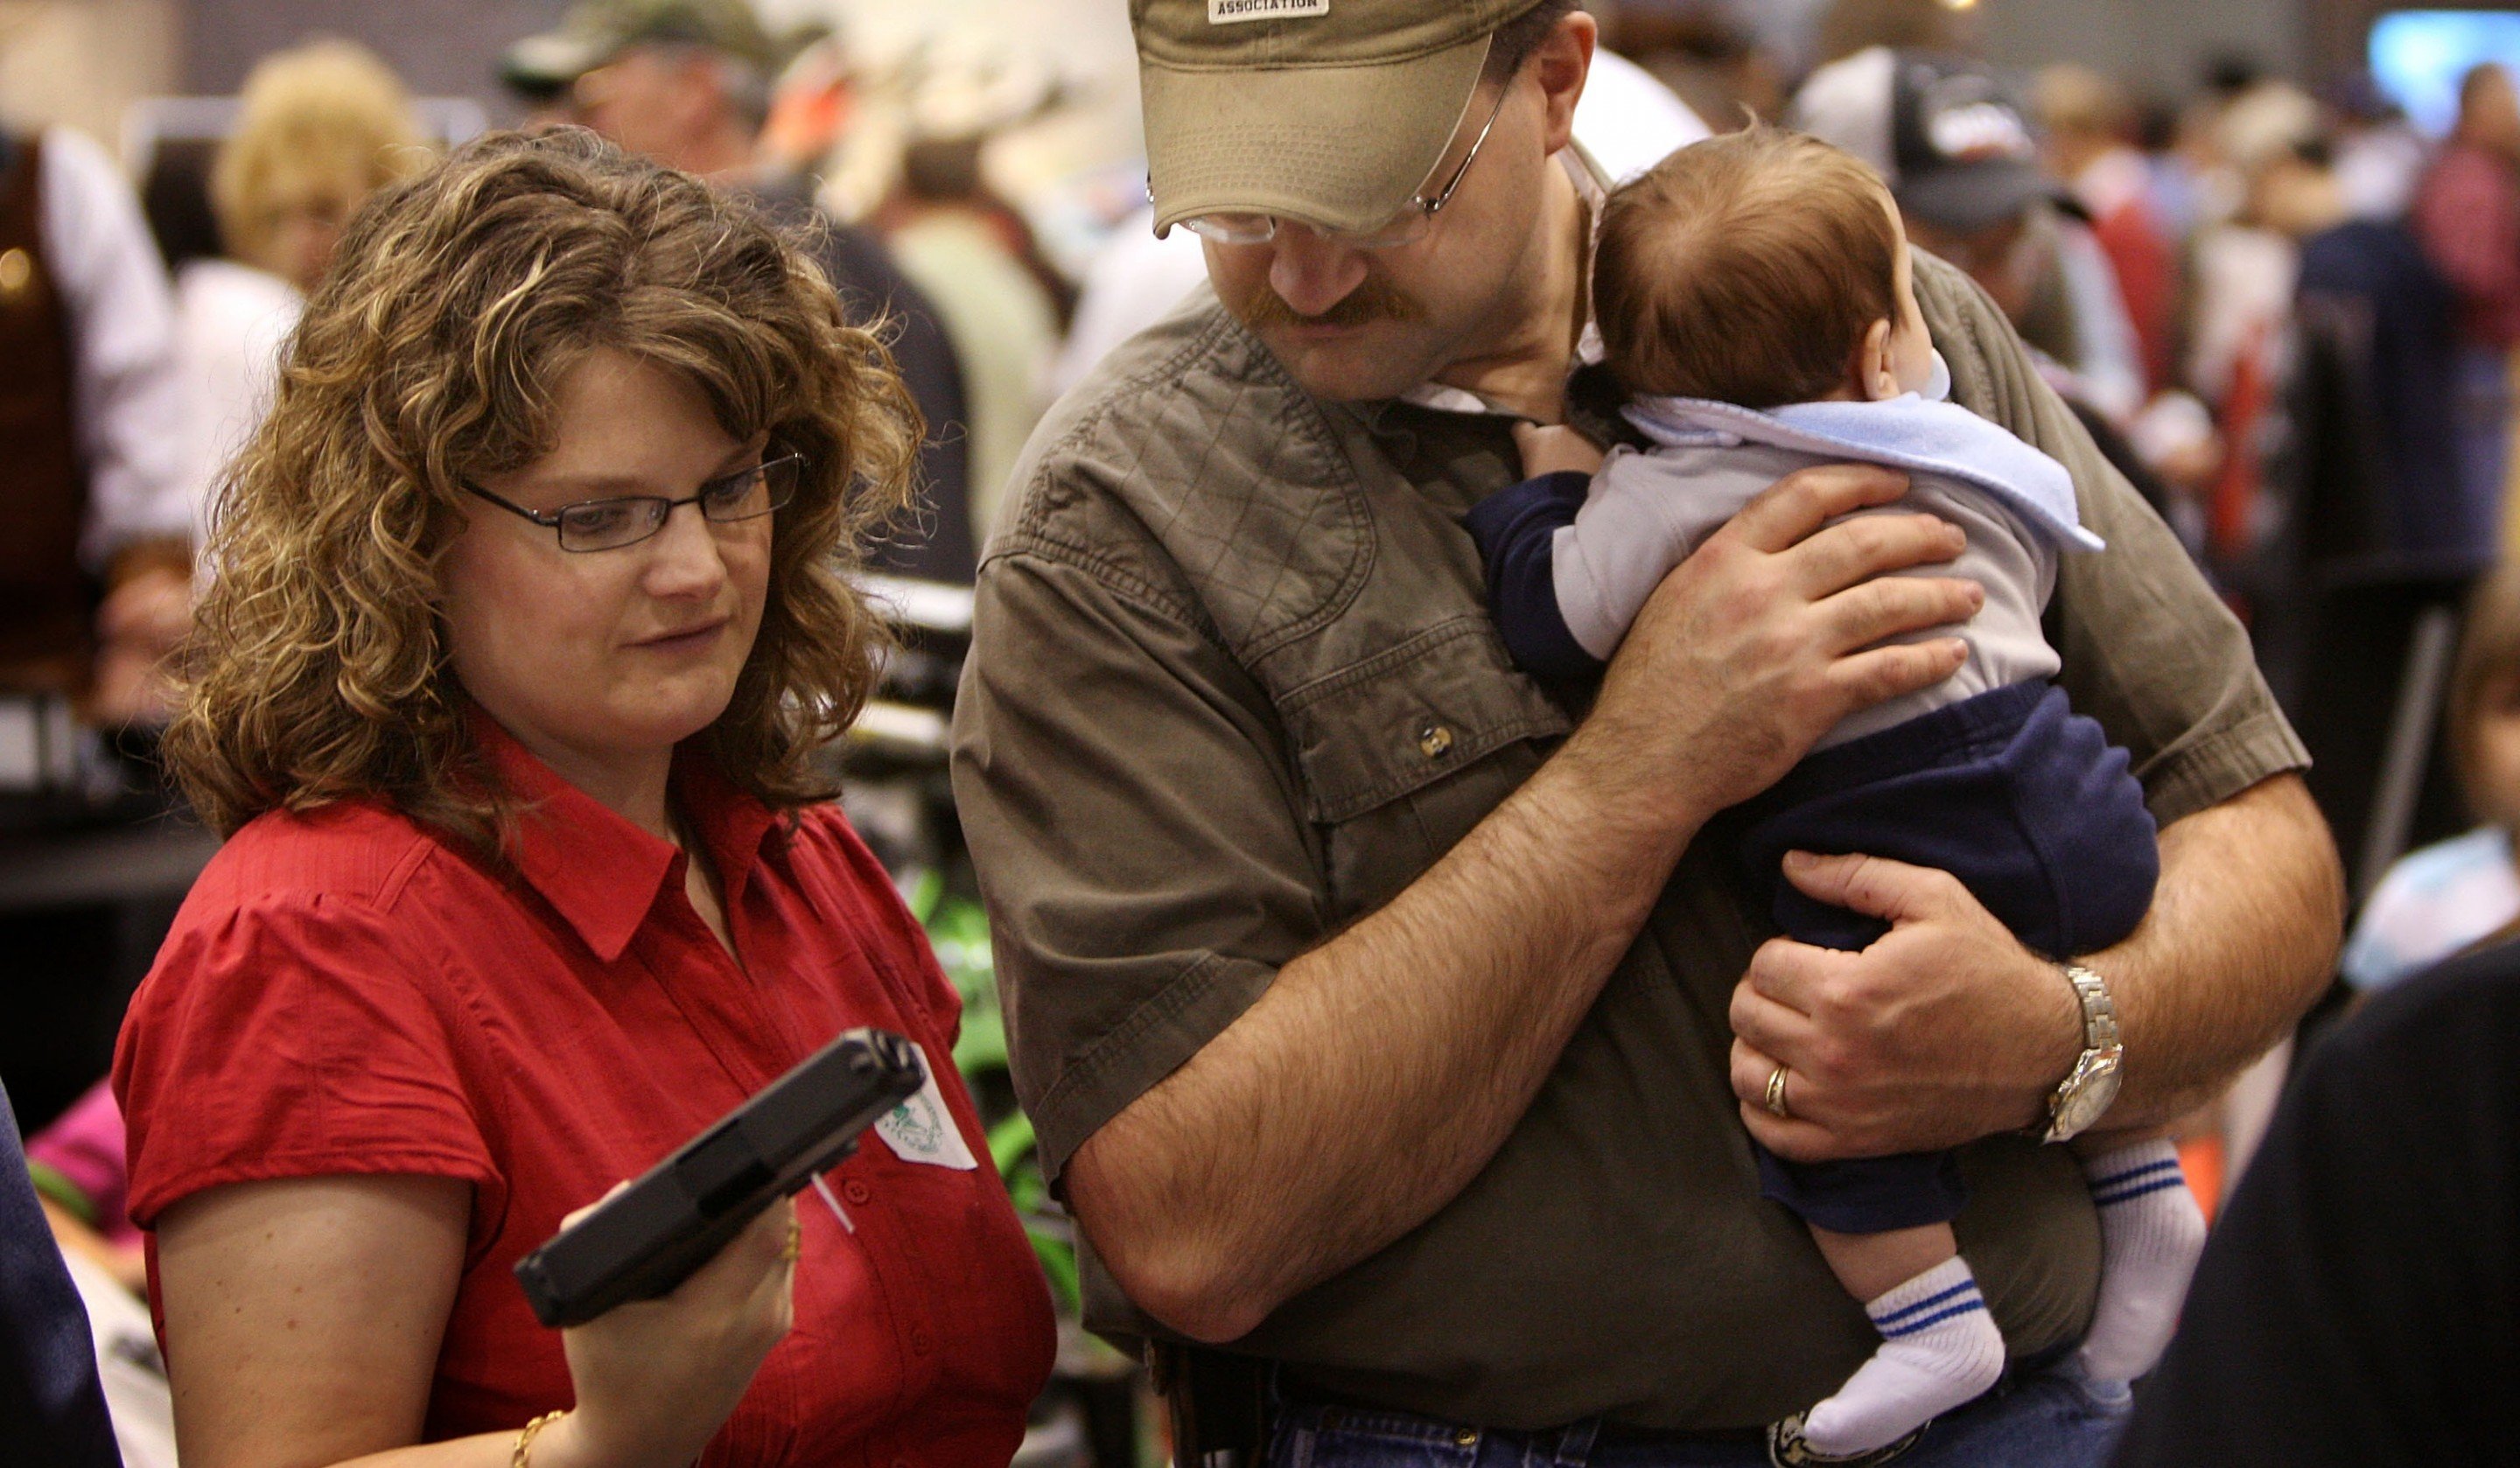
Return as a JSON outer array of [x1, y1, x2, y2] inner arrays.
[[1133, 0, 1544, 237]]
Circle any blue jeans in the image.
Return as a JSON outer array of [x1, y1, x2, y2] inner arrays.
[[1263, 1367, 2132, 1468]]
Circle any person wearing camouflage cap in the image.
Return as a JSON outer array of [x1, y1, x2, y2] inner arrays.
[[500, 0, 780, 104], [500, 0, 980, 582], [951, 3, 2341, 1465]]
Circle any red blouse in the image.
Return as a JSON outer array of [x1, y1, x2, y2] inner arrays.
[[114, 721, 1055, 1467]]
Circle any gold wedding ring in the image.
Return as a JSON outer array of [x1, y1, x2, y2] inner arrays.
[[1763, 1064, 1793, 1120], [782, 1216, 802, 1263]]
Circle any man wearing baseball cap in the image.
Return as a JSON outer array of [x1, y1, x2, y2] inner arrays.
[[1794, 47, 2148, 422], [500, 0, 781, 113], [499, 0, 981, 581], [953, 4, 2339, 1464]]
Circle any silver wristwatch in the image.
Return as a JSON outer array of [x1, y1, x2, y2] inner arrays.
[[2040, 961, 2124, 1143]]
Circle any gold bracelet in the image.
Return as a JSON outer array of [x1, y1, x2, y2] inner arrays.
[[513, 1409, 567, 1468]]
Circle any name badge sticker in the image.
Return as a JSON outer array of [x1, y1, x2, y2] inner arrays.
[[1209, 0, 1330, 22], [872, 1042, 980, 1171]]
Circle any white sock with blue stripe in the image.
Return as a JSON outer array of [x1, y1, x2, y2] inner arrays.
[[1801, 1256, 2006, 1457], [2076, 1139, 2207, 1382]]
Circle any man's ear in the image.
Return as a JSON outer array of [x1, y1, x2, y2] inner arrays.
[[1530, 10, 1598, 154]]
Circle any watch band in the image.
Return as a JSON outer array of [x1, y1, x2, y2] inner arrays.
[[2061, 961, 2119, 1052], [2041, 961, 2124, 1143]]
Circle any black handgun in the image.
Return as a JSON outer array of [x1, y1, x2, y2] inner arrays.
[[514, 1027, 926, 1328]]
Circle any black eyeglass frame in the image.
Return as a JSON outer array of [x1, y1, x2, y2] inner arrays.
[[460, 448, 808, 554]]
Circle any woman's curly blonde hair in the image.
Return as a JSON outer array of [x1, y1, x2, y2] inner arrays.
[[164, 127, 919, 853]]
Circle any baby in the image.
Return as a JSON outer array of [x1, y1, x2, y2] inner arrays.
[[1466, 127, 2206, 1460]]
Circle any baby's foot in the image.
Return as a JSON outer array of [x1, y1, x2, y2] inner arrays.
[[1796, 1257, 2006, 1457], [2076, 1140, 2208, 1382]]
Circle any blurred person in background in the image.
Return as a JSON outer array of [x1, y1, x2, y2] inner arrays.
[[1811, 0, 1979, 71], [875, 130, 1063, 546], [2340, 565, 2520, 993], [1588, 2, 1784, 136], [1794, 50, 2150, 425], [864, 45, 1078, 330], [2412, 63, 2520, 551], [2039, 65, 2180, 401], [2250, 143, 2350, 269], [1, 109, 197, 730], [114, 129, 1054, 1468], [2328, 72, 2429, 225], [24, 1080, 176, 1468], [2183, 59, 2279, 232], [4, 97, 204, 1468], [2255, 136, 2474, 975], [21, 45, 436, 1328], [864, 47, 1075, 545], [186, 39, 432, 528], [2280, 139, 2465, 576], [2182, 81, 2322, 566], [503, 0, 979, 582], [212, 41, 425, 302], [2, 1081, 121, 1468], [2132, 99, 2211, 249], [2105, 923, 2520, 1468]]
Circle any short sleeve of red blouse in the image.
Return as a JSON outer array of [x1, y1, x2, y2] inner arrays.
[[114, 877, 500, 1234]]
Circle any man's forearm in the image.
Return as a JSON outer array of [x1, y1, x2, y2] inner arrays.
[[1066, 725, 1704, 1343], [2090, 772, 2344, 1131]]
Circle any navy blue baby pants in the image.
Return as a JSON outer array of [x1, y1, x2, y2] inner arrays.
[[1738, 680, 2159, 1233]]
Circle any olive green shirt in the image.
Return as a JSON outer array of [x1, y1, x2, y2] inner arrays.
[[948, 253, 2307, 1431]]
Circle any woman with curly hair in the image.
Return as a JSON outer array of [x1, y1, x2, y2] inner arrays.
[[109, 129, 1054, 1468]]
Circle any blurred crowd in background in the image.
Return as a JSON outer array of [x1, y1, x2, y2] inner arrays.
[[11, 0, 2520, 1463], [8, 0, 2516, 617]]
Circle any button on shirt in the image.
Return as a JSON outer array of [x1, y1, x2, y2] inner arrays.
[[115, 720, 1055, 1465]]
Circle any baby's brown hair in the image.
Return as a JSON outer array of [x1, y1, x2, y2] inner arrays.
[[1594, 125, 1900, 408]]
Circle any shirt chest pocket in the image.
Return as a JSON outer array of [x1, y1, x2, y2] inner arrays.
[[1278, 617, 1573, 921]]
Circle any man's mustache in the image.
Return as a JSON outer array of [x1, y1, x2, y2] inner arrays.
[[1228, 272, 1424, 330]]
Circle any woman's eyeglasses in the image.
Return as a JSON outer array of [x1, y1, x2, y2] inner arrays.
[[462, 449, 805, 554]]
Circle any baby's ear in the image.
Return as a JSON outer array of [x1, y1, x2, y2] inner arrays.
[[1855, 318, 1900, 402]]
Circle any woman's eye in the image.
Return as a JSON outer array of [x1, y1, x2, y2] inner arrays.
[[563, 501, 640, 536], [702, 470, 762, 510]]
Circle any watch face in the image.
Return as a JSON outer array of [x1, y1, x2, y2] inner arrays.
[[2054, 1057, 2124, 1138]]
